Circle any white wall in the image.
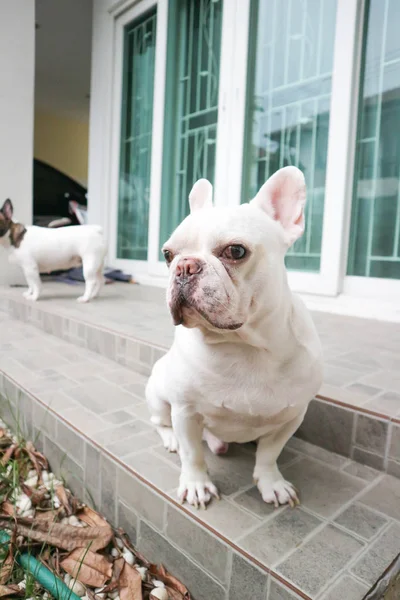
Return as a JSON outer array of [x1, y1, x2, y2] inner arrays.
[[87, 0, 116, 231], [0, 1, 35, 284]]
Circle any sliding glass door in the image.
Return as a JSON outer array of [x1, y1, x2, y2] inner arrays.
[[242, 0, 337, 273]]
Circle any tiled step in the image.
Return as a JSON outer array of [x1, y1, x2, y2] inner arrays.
[[1, 283, 400, 480], [0, 311, 399, 600]]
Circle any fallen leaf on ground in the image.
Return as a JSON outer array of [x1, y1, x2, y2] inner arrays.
[[118, 559, 142, 600], [61, 548, 112, 587], [0, 501, 14, 516], [0, 584, 23, 597], [55, 485, 72, 515], [1, 443, 17, 465], [0, 553, 14, 585], [77, 506, 109, 528], [150, 565, 190, 597], [0, 516, 113, 552]]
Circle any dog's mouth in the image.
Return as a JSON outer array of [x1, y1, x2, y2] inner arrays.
[[169, 287, 243, 331]]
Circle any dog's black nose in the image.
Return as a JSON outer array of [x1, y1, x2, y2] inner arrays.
[[175, 257, 203, 281]]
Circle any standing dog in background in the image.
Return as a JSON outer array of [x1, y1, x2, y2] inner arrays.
[[0, 199, 106, 303]]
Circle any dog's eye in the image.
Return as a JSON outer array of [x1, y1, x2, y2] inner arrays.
[[163, 249, 173, 264], [221, 245, 247, 261]]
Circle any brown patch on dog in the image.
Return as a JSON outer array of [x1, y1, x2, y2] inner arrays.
[[9, 222, 26, 248]]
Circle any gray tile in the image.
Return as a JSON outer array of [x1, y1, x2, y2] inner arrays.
[[117, 501, 138, 544], [123, 382, 147, 400], [185, 497, 259, 541], [233, 486, 281, 519], [346, 382, 382, 398], [106, 429, 161, 458], [86, 328, 116, 360], [138, 521, 226, 600], [100, 454, 117, 523], [125, 451, 180, 492], [334, 502, 387, 540], [351, 523, 400, 586], [324, 365, 362, 387], [44, 436, 84, 499], [320, 575, 369, 600], [282, 458, 366, 517], [268, 579, 303, 600], [203, 444, 255, 496], [240, 508, 321, 567], [355, 414, 388, 455], [84, 442, 100, 508], [286, 437, 348, 469], [93, 421, 150, 445], [32, 402, 57, 438], [139, 343, 153, 365], [166, 505, 230, 583], [296, 400, 354, 457], [56, 420, 84, 465], [388, 459, 400, 478], [102, 410, 135, 426], [276, 525, 364, 597], [353, 447, 385, 471], [359, 475, 400, 520], [65, 380, 137, 414], [342, 461, 381, 482], [117, 464, 165, 531], [229, 554, 268, 600], [390, 423, 400, 460]]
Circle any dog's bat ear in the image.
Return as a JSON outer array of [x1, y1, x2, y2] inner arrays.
[[251, 166, 306, 247], [1, 199, 13, 220], [189, 179, 213, 214]]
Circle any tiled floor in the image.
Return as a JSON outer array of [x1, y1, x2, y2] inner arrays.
[[0, 309, 400, 599], [2, 282, 400, 419]]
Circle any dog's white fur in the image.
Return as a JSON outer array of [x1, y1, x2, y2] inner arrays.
[[146, 167, 323, 508], [0, 202, 106, 303]]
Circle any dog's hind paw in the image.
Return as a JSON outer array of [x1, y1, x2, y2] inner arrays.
[[256, 476, 299, 508], [178, 470, 219, 509]]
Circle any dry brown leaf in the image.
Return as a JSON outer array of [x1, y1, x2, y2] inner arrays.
[[101, 557, 125, 594], [119, 560, 143, 600], [21, 484, 48, 507], [0, 583, 22, 597], [149, 565, 190, 597], [77, 506, 109, 528], [25, 441, 49, 474], [0, 516, 113, 552], [0, 553, 14, 585], [34, 508, 60, 523], [1, 443, 17, 465], [0, 501, 14, 516], [55, 485, 72, 515], [61, 548, 112, 587]]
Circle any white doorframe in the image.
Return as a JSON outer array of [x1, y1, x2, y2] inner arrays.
[[108, 0, 159, 279], [312, 0, 364, 296]]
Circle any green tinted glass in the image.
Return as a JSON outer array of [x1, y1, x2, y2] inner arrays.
[[117, 9, 157, 261], [242, 0, 337, 272], [159, 0, 223, 252], [348, 0, 400, 279]]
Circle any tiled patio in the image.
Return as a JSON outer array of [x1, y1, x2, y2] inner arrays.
[[0, 281, 400, 600]]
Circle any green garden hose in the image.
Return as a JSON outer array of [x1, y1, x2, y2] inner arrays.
[[0, 529, 81, 600]]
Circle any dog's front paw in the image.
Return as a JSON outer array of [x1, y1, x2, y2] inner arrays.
[[256, 475, 299, 508], [178, 470, 219, 509], [77, 295, 89, 303]]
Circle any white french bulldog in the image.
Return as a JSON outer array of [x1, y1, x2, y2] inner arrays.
[[0, 199, 106, 303], [146, 166, 323, 509]]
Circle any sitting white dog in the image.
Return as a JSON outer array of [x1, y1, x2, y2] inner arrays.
[[0, 199, 106, 303], [146, 166, 323, 508]]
